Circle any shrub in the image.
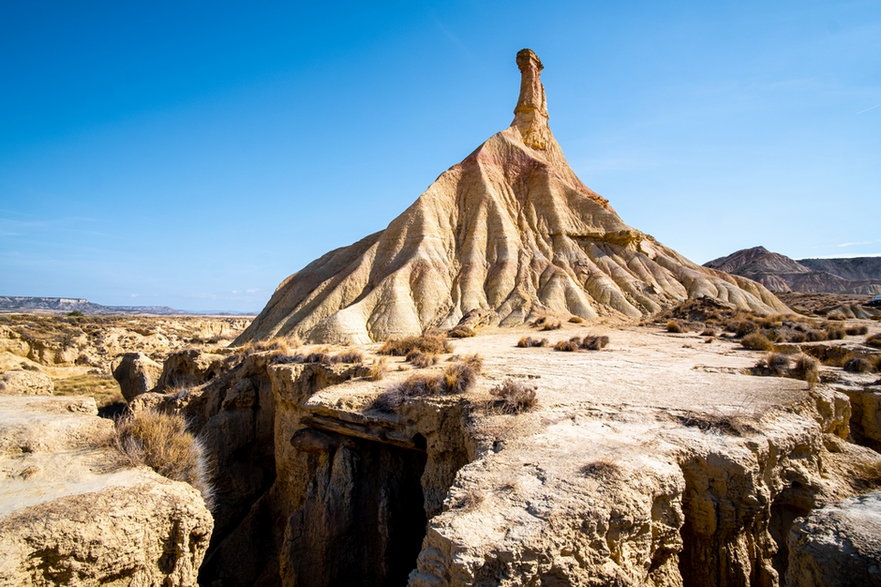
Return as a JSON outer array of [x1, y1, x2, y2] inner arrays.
[[867, 334, 881, 349], [370, 355, 482, 411], [791, 354, 820, 388], [539, 320, 562, 331], [331, 350, 364, 364], [378, 334, 451, 356], [825, 325, 846, 340], [568, 316, 585, 324], [846, 325, 869, 336], [489, 379, 537, 414], [730, 319, 758, 337], [666, 320, 683, 333], [554, 338, 581, 352], [406, 350, 438, 368], [766, 352, 791, 376], [788, 331, 807, 343], [741, 332, 774, 351], [844, 357, 873, 373], [580, 335, 609, 351], [448, 325, 476, 338], [516, 336, 548, 348], [115, 409, 213, 507], [700, 328, 716, 337], [806, 329, 828, 342], [367, 357, 387, 381]]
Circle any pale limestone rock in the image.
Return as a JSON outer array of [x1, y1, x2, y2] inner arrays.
[[237, 49, 788, 345], [787, 491, 881, 586], [0, 370, 53, 395], [112, 352, 162, 402], [0, 395, 212, 585]]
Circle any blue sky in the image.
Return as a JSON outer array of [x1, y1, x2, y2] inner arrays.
[[1, 1, 879, 313]]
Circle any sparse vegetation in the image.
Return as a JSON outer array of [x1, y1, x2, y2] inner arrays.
[[792, 354, 819, 388], [553, 337, 581, 352], [369, 354, 482, 412], [378, 334, 451, 356], [488, 379, 537, 414], [844, 357, 873, 373], [867, 334, 881, 349], [406, 350, 438, 368], [115, 408, 213, 507], [580, 461, 619, 478], [448, 325, 476, 338], [539, 319, 562, 331], [580, 335, 609, 351], [568, 316, 585, 324], [741, 332, 774, 351], [331, 350, 364, 364], [516, 336, 548, 348], [666, 320, 683, 333], [846, 325, 869, 336], [366, 357, 387, 381]]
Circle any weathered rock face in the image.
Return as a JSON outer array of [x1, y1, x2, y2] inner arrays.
[[787, 491, 881, 586], [0, 369, 53, 395], [0, 394, 212, 585], [112, 352, 163, 402], [237, 49, 786, 345]]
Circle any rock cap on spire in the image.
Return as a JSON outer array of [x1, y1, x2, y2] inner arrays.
[[511, 48, 552, 150]]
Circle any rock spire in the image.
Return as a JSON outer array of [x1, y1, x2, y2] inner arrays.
[[512, 48, 552, 150]]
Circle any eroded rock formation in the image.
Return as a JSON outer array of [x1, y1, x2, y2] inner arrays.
[[0, 394, 212, 585], [238, 49, 787, 345]]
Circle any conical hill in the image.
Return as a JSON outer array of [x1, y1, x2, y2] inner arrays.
[[237, 49, 787, 344]]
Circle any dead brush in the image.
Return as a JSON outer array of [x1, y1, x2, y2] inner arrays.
[[406, 350, 438, 368], [114, 408, 213, 508], [867, 334, 881, 349], [666, 320, 683, 333], [539, 319, 562, 331], [516, 336, 548, 348], [741, 332, 774, 351], [488, 379, 537, 414], [331, 350, 364, 364], [844, 357, 873, 373], [580, 335, 609, 351], [791, 354, 820, 388], [448, 325, 476, 338], [378, 334, 451, 356], [554, 337, 581, 352], [846, 325, 869, 336], [366, 357, 387, 381], [369, 354, 482, 412], [580, 461, 619, 478], [825, 325, 846, 340], [568, 316, 585, 324]]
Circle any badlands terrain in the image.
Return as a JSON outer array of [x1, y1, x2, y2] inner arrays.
[[3, 48, 881, 586]]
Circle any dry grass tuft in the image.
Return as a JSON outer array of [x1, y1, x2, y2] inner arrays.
[[844, 357, 873, 373], [580, 335, 609, 351], [115, 409, 213, 507], [741, 332, 774, 351], [378, 334, 451, 356], [791, 354, 820, 388], [665, 320, 684, 333], [867, 334, 881, 349], [580, 461, 619, 478], [539, 319, 562, 331], [369, 354, 482, 412], [488, 379, 537, 414], [553, 337, 581, 352], [846, 325, 870, 336], [366, 357, 387, 381], [331, 350, 364, 364], [406, 350, 438, 368], [568, 316, 585, 324], [448, 325, 476, 338], [516, 336, 548, 348], [825, 325, 846, 340]]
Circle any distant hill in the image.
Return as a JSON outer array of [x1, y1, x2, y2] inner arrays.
[[0, 296, 188, 315], [704, 247, 881, 295]]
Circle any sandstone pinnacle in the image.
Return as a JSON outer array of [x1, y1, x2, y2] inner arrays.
[[236, 49, 788, 345]]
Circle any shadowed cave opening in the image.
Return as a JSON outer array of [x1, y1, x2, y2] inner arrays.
[[287, 428, 429, 587]]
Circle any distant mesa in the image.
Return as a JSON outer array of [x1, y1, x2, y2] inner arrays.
[[704, 247, 881, 295], [237, 49, 787, 345], [0, 296, 250, 316]]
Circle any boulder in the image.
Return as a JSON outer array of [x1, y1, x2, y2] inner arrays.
[[787, 491, 881, 586], [112, 352, 162, 402], [0, 370, 53, 395]]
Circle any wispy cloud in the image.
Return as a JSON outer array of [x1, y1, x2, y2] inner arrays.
[[836, 238, 881, 248], [857, 103, 881, 115], [431, 13, 472, 59]]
